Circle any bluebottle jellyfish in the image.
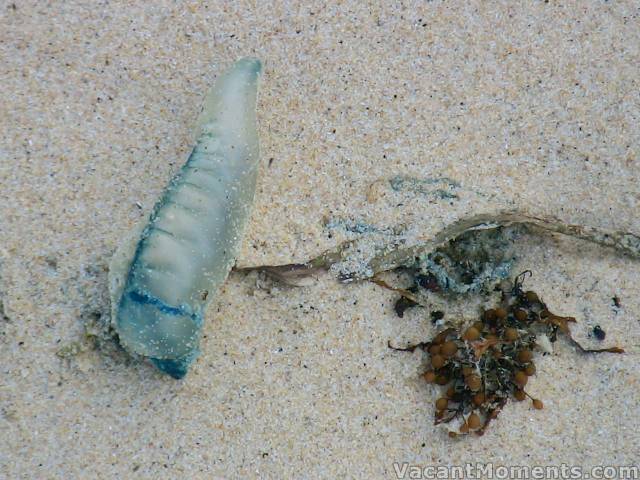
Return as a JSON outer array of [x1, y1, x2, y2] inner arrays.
[[109, 57, 262, 378]]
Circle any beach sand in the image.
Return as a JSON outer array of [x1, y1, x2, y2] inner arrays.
[[1, 1, 639, 478]]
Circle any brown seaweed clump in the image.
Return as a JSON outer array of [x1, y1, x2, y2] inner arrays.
[[390, 273, 624, 437]]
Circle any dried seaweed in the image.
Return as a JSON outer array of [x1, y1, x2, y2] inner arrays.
[[238, 209, 638, 438], [389, 275, 624, 436]]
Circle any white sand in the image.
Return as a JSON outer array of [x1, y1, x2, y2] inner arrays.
[[1, 1, 639, 478]]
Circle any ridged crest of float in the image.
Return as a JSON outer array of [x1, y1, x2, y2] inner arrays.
[[109, 58, 262, 378]]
